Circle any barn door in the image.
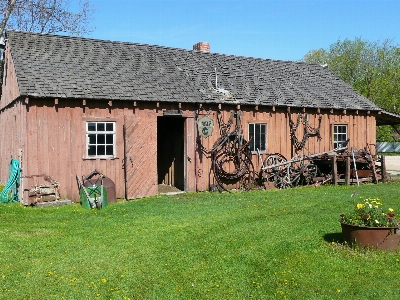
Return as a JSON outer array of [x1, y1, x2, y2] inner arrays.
[[157, 116, 185, 191], [124, 115, 158, 199]]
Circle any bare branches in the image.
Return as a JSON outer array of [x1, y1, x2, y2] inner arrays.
[[0, 0, 94, 37], [0, 0, 16, 39]]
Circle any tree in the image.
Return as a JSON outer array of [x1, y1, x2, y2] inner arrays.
[[304, 38, 400, 142], [0, 0, 94, 38]]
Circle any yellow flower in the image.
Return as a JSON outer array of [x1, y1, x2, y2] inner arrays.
[[389, 208, 394, 213], [356, 203, 364, 209], [101, 278, 107, 283]]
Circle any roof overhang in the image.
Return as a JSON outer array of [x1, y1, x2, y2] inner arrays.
[[376, 110, 400, 126]]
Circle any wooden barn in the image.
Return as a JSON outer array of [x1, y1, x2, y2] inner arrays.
[[0, 30, 398, 204]]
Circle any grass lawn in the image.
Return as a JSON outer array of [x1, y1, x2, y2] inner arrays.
[[2, 183, 400, 299]]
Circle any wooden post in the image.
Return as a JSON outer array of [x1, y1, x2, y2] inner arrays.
[[381, 155, 387, 182], [345, 156, 351, 185], [331, 155, 338, 185]]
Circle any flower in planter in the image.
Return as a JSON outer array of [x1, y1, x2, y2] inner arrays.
[[340, 197, 399, 227]]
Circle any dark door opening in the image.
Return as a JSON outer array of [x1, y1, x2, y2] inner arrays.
[[157, 117, 185, 191]]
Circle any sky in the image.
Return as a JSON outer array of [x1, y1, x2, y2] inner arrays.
[[82, 0, 399, 62]]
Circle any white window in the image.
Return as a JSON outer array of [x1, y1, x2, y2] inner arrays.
[[333, 125, 347, 148], [249, 123, 267, 152], [86, 122, 116, 158]]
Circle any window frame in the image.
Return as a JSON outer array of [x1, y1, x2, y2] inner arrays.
[[248, 122, 267, 153], [86, 121, 116, 159], [333, 124, 348, 149]]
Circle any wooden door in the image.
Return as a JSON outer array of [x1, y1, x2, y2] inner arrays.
[[124, 115, 158, 199]]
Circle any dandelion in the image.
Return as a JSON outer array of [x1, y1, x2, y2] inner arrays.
[[101, 278, 107, 283], [356, 203, 364, 209], [337, 289, 341, 293], [389, 208, 394, 213]]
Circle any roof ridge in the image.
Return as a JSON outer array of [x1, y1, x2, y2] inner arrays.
[[5, 29, 311, 65]]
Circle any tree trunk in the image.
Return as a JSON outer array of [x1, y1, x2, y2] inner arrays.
[[0, 0, 17, 39]]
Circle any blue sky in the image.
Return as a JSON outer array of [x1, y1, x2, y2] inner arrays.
[[85, 0, 399, 61]]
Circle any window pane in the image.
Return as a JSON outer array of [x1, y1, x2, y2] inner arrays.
[[250, 139, 255, 151], [88, 134, 96, 145], [260, 130, 266, 151], [88, 123, 96, 131], [97, 123, 105, 131], [106, 145, 113, 155], [106, 123, 113, 131], [106, 134, 113, 144], [88, 145, 96, 156], [97, 145, 105, 155], [97, 134, 105, 144], [249, 124, 254, 134], [260, 124, 266, 134]]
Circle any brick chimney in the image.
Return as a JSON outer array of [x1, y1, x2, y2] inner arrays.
[[193, 42, 210, 53]]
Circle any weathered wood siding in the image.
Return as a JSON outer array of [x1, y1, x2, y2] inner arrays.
[[0, 45, 21, 110], [0, 101, 25, 183]]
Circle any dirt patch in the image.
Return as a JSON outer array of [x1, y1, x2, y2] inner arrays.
[[158, 184, 184, 194], [384, 156, 400, 171]]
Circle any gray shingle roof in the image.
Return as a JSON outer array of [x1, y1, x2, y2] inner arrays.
[[6, 30, 380, 111]]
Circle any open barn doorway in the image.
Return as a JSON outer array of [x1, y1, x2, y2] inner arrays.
[[157, 117, 185, 192]]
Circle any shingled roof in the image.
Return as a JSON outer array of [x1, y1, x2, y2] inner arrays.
[[5, 30, 381, 111]]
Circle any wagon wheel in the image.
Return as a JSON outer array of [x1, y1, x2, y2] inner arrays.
[[289, 168, 302, 187], [289, 154, 318, 186], [286, 154, 305, 187], [261, 153, 288, 185], [299, 162, 318, 185], [275, 166, 293, 189]]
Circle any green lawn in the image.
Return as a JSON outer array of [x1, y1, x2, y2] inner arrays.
[[1, 183, 400, 299]]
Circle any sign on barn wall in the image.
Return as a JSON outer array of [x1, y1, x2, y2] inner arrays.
[[197, 116, 214, 138]]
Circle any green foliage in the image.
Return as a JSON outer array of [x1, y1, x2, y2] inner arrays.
[[2, 184, 400, 299], [377, 125, 397, 142], [340, 197, 398, 227], [304, 38, 400, 142]]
